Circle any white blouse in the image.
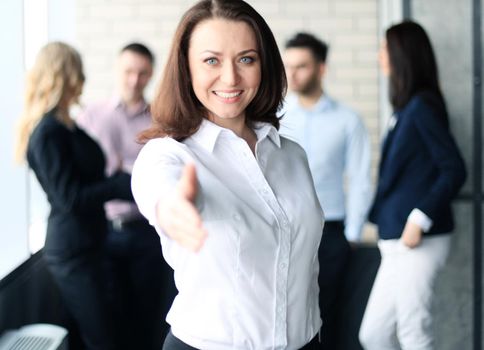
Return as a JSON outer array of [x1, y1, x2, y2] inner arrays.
[[132, 119, 323, 350]]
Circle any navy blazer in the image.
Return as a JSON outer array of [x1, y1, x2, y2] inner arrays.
[[369, 92, 466, 240]]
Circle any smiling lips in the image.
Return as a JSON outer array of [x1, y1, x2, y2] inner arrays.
[[213, 90, 243, 103]]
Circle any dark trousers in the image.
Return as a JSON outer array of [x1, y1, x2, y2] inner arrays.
[[106, 218, 177, 350], [318, 220, 351, 349], [43, 249, 116, 350], [163, 330, 320, 350]]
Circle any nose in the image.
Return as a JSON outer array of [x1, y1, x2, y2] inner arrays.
[[220, 62, 239, 86], [128, 72, 141, 87]]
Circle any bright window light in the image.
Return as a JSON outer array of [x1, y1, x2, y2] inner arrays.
[[24, 0, 50, 254], [23, 0, 48, 70]]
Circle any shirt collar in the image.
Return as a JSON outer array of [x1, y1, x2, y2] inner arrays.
[[190, 119, 281, 153], [287, 93, 334, 113], [315, 94, 333, 111], [253, 122, 281, 148], [189, 119, 224, 153], [110, 96, 149, 117]]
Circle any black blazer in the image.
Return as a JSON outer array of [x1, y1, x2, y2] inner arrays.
[[27, 111, 133, 257], [369, 92, 466, 240]]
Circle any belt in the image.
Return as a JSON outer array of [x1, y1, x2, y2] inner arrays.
[[324, 220, 344, 230], [109, 217, 148, 231], [165, 330, 320, 350]]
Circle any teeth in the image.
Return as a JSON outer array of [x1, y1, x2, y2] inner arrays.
[[214, 91, 242, 98]]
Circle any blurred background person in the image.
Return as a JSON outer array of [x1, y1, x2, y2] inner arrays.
[[15, 42, 133, 350], [359, 21, 467, 350], [280, 32, 372, 349], [77, 42, 176, 349]]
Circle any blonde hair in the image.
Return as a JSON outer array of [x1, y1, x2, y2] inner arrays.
[[14, 41, 85, 163]]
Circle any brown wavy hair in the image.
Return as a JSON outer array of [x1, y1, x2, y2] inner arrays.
[[139, 0, 287, 142]]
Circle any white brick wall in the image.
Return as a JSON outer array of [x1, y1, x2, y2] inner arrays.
[[76, 0, 381, 240]]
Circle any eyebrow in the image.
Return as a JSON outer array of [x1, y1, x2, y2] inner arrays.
[[200, 49, 259, 56]]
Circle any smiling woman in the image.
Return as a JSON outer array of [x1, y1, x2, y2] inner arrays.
[[131, 1, 324, 349]]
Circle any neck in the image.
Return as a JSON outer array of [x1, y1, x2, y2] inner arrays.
[[122, 96, 145, 113], [210, 116, 257, 154], [297, 87, 323, 108], [55, 106, 74, 129]]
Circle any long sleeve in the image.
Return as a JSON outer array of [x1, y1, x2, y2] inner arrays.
[[412, 101, 467, 219], [344, 116, 373, 241], [28, 124, 133, 214], [131, 138, 186, 230]]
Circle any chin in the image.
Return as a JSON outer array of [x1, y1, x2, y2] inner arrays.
[[220, 113, 245, 120]]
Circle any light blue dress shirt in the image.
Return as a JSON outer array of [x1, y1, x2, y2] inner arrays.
[[280, 94, 372, 241]]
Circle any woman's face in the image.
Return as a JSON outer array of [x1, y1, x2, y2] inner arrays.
[[68, 80, 84, 106], [379, 40, 391, 77], [188, 18, 261, 128]]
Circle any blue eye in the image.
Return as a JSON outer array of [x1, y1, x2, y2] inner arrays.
[[205, 58, 218, 65], [240, 56, 254, 64]]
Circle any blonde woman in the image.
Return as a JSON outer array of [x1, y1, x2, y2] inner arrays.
[[15, 42, 132, 350]]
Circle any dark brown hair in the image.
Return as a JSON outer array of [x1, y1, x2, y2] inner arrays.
[[140, 0, 286, 142], [121, 42, 154, 64], [285, 32, 329, 63], [386, 21, 445, 112]]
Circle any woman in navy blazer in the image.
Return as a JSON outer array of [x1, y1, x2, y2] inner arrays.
[[359, 21, 466, 350]]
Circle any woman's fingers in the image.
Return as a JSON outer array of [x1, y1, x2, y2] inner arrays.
[[173, 225, 207, 252], [177, 163, 198, 202], [169, 199, 207, 246], [401, 221, 423, 248], [157, 163, 207, 252]]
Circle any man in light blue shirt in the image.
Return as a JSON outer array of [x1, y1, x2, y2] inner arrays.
[[280, 32, 372, 349]]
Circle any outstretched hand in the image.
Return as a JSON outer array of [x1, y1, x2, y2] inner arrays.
[[156, 163, 207, 252]]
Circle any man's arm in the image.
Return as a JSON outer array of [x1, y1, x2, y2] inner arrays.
[[344, 115, 373, 242]]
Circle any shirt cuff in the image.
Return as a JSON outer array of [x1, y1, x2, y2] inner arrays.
[[344, 225, 362, 242], [408, 208, 433, 232]]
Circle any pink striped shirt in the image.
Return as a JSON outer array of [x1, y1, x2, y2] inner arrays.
[[77, 97, 151, 221]]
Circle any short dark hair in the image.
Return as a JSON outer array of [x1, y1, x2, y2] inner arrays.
[[139, 0, 286, 142], [385, 21, 444, 111], [285, 32, 329, 63], [121, 42, 154, 64]]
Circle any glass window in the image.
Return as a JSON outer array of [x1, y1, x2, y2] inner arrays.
[[0, 0, 75, 279]]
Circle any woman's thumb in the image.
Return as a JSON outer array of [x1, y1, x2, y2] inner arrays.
[[178, 163, 198, 202]]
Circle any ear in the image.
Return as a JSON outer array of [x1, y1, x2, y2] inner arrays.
[[318, 62, 326, 79]]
